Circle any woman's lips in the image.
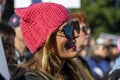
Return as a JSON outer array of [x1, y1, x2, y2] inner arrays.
[[65, 42, 76, 50]]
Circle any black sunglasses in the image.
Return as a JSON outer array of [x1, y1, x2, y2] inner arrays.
[[80, 26, 90, 32], [80, 26, 90, 34], [60, 21, 80, 39]]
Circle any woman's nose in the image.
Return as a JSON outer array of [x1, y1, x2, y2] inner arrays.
[[86, 28, 91, 35]]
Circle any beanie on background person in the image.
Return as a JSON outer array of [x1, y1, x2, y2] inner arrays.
[[15, 2, 71, 53]]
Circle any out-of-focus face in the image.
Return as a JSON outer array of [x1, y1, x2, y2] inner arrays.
[[94, 44, 108, 58], [111, 47, 119, 56], [55, 20, 79, 59], [104, 37, 111, 46], [76, 22, 90, 51]]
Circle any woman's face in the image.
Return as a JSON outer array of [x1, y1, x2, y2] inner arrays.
[[76, 22, 90, 51], [55, 20, 79, 59]]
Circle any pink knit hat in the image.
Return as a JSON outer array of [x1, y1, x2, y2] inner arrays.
[[15, 2, 71, 53]]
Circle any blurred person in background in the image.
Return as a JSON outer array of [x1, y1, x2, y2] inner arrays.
[[104, 56, 120, 80], [71, 11, 94, 80], [104, 45, 120, 80], [10, 2, 91, 80], [0, 0, 7, 79], [1, 0, 14, 22], [1, 0, 33, 64], [86, 43, 110, 80], [105, 44, 120, 67], [0, 21, 17, 76], [103, 37, 112, 49], [8, 13, 33, 65], [71, 12, 91, 54], [106, 55, 120, 80]]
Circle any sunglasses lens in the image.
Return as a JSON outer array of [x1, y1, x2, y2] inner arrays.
[[71, 21, 80, 33], [63, 24, 73, 39], [63, 21, 80, 39], [82, 27, 89, 32]]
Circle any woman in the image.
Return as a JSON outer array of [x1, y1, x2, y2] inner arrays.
[[71, 12, 91, 53], [10, 2, 88, 80], [87, 43, 110, 80], [71, 12, 94, 80]]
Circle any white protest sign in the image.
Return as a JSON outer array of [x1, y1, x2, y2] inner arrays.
[[14, 0, 80, 9], [42, 0, 81, 8], [14, 0, 41, 8], [98, 33, 119, 45], [0, 36, 10, 80], [14, 0, 32, 8]]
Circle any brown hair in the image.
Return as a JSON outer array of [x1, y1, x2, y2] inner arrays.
[[0, 21, 15, 64], [71, 12, 89, 26]]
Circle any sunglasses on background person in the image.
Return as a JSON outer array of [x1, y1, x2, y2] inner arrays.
[[80, 26, 90, 32], [71, 20, 90, 35]]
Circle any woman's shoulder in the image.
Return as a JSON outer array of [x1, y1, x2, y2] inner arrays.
[[10, 67, 52, 80], [24, 69, 50, 80]]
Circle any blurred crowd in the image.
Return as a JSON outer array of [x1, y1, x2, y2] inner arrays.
[[0, 0, 120, 80]]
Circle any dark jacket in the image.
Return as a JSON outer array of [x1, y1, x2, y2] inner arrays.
[[77, 56, 94, 80], [10, 68, 52, 80], [0, 74, 5, 80], [104, 69, 120, 80]]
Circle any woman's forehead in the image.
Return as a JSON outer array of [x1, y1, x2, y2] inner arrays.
[[80, 23, 86, 26], [58, 20, 72, 30]]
